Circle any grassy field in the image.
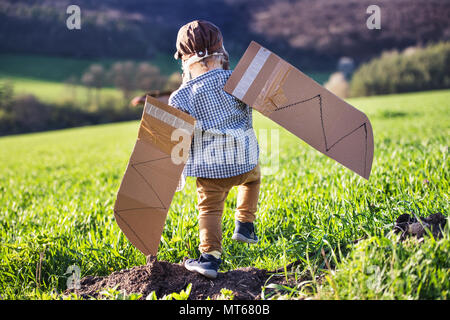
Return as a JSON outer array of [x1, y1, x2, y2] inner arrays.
[[1, 76, 122, 105], [0, 89, 448, 300], [0, 53, 331, 105], [0, 53, 136, 105], [0, 53, 180, 81]]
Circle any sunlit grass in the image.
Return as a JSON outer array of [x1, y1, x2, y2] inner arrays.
[[0, 89, 448, 299]]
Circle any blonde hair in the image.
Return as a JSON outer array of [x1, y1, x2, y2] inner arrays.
[[182, 54, 226, 83]]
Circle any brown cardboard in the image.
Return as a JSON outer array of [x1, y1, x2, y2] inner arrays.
[[114, 95, 195, 256], [224, 41, 374, 179]]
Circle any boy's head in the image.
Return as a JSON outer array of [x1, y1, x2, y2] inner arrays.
[[174, 20, 229, 82]]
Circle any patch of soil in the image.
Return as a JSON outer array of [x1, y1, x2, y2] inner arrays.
[[394, 212, 447, 241], [66, 256, 294, 300]]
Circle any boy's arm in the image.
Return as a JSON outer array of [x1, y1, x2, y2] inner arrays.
[[131, 95, 146, 106], [130, 90, 173, 106]]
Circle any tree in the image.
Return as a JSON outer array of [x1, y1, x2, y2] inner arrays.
[[64, 75, 79, 103], [89, 64, 106, 106], [81, 64, 106, 107], [109, 61, 137, 104], [164, 72, 182, 92], [81, 71, 95, 106], [136, 62, 167, 92]]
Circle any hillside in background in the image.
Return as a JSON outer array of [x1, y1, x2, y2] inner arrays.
[[1, 0, 449, 71]]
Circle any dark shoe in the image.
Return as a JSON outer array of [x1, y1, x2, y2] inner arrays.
[[184, 253, 221, 279], [232, 220, 258, 244]]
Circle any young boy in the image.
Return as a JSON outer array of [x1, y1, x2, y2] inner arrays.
[[168, 20, 261, 279]]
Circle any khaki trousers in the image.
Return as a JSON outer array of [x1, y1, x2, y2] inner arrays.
[[196, 164, 261, 253]]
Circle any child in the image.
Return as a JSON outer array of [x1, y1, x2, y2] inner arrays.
[[168, 20, 261, 279]]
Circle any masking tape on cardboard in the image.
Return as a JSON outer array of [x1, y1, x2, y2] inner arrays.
[[232, 47, 271, 101], [144, 101, 195, 135], [253, 60, 291, 116]]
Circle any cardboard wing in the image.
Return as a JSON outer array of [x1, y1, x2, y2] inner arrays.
[[114, 95, 195, 256], [224, 41, 374, 179]]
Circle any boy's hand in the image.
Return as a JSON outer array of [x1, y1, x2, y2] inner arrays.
[[130, 91, 173, 107], [131, 95, 146, 107]]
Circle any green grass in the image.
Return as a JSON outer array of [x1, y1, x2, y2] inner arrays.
[[1, 76, 122, 105], [2, 71, 328, 106], [0, 53, 138, 105], [0, 54, 109, 82], [0, 53, 174, 105], [0, 53, 178, 82], [0, 89, 448, 300], [0, 53, 330, 105]]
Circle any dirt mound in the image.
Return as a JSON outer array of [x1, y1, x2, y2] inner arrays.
[[66, 256, 292, 300], [394, 212, 447, 241]]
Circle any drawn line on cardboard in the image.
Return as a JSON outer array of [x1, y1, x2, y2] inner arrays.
[[115, 211, 152, 254], [131, 155, 171, 167], [274, 94, 368, 177], [130, 165, 167, 210], [116, 206, 166, 212]]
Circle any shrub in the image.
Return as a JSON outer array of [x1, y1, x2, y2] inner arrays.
[[10, 95, 52, 133], [107, 61, 167, 102], [0, 82, 142, 136], [350, 42, 450, 97], [164, 72, 182, 92]]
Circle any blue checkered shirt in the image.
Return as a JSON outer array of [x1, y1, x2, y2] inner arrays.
[[168, 68, 259, 178]]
